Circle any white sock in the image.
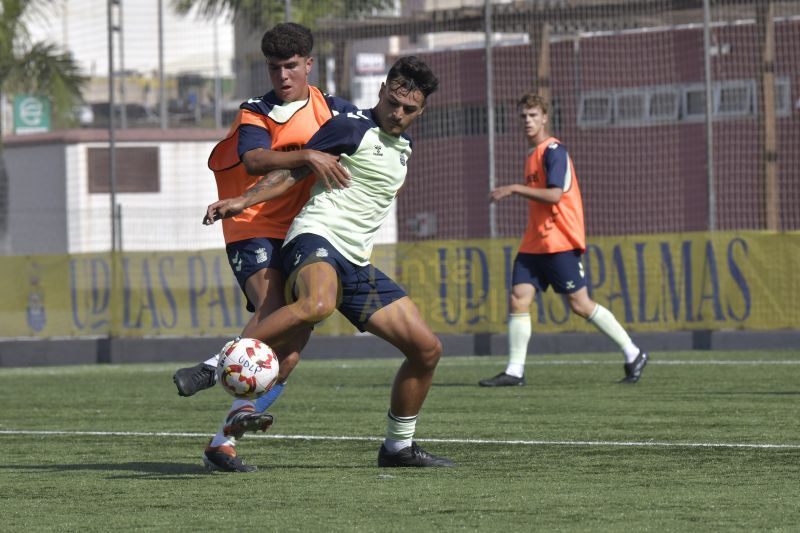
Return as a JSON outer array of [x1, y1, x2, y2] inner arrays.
[[209, 429, 234, 448], [587, 305, 640, 363], [383, 411, 417, 453], [203, 353, 220, 367], [209, 399, 253, 448], [505, 313, 531, 378]]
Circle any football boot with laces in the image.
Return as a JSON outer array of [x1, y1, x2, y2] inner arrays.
[[203, 441, 256, 473], [619, 351, 649, 384], [378, 442, 456, 468], [173, 362, 216, 397], [223, 407, 274, 439], [478, 372, 526, 387]]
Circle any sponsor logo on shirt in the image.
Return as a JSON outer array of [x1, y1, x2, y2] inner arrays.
[[373, 145, 383, 157], [526, 172, 539, 184], [399, 154, 406, 166]]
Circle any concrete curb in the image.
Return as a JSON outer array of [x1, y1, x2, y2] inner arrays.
[[1, 330, 797, 367]]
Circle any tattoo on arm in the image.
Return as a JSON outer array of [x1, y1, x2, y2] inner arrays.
[[242, 166, 312, 204]]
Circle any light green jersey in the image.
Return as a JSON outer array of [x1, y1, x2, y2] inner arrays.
[[285, 109, 412, 265]]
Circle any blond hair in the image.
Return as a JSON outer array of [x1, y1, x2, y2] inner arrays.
[[517, 93, 549, 115]]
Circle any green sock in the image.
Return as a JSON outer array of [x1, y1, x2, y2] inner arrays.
[[384, 411, 417, 453]]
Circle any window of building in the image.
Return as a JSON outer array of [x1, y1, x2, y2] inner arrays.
[[614, 91, 647, 125], [88, 147, 160, 193], [648, 87, 681, 122], [577, 78, 790, 127], [578, 92, 612, 126], [682, 84, 708, 120], [715, 80, 754, 117], [774, 77, 791, 117]]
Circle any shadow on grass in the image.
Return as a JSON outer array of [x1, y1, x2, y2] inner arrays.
[[1, 462, 208, 479], [432, 382, 490, 387], [704, 391, 800, 396], [0, 462, 375, 479]]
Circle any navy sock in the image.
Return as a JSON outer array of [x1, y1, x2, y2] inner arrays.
[[255, 382, 285, 412]]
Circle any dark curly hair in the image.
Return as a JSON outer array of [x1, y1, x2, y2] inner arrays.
[[386, 56, 439, 103], [261, 23, 313, 60]]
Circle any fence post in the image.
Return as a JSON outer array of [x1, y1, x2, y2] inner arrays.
[[757, 2, 779, 231], [107, 0, 119, 251], [702, 0, 716, 231], [485, 0, 496, 239], [158, 0, 167, 130]]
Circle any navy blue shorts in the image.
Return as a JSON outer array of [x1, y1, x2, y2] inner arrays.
[[512, 250, 586, 294], [281, 233, 407, 331], [226, 237, 284, 312]]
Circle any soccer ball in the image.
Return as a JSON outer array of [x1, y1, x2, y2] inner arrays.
[[216, 338, 279, 399]]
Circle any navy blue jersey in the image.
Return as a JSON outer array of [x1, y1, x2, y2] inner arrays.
[[542, 142, 570, 190]]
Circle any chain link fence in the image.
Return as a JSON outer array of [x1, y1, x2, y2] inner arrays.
[[1, 1, 799, 340], [2, 0, 799, 254]]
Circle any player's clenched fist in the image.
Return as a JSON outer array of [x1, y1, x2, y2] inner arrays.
[[203, 197, 247, 225]]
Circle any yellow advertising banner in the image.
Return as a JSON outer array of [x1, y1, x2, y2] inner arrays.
[[392, 231, 799, 334], [1, 231, 797, 338]]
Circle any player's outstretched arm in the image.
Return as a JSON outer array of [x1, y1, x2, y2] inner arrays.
[[242, 147, 349, 191], [489, 185, 518, 202], [203, 197, 246, 225], [489, 184, 562, 204], [202, 166, 311, 225]]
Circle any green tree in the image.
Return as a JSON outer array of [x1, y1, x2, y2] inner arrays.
[[0, 0, 86, 252], [172, 0, 396, 29]]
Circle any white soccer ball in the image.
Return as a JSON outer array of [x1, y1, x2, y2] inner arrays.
[[216, 337, 279, 399]]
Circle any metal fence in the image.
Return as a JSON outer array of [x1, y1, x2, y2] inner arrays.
[[2, 0, 799, 255], [306, 0, 800, 239]]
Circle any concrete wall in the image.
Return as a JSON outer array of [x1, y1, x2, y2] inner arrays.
[[3, 129, 227, 255], [1, 330, 797, 368]]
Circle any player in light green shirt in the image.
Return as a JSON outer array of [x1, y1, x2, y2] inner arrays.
[[283, 109, 411, 265], [206, 56, 454, 468]]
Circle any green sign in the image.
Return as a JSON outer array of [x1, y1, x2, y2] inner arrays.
[[14, 95, 51, 134]]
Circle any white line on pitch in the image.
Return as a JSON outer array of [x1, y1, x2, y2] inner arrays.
[[329, 358, 800, 366], [446, 359, 800, 366], [329, 359, 800, 370], [2, 429, 799, 450], [3, 358, 799, 376]]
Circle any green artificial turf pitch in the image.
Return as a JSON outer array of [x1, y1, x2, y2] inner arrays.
[[1, 350, 799, 531]]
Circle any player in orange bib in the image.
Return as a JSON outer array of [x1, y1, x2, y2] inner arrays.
[[172, 23, 356, 472], [479, 93, 648, 387]]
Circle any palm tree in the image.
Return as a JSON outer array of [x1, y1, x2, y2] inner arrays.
[[172, 0, 397, 29], [0, 0, 86, 252]]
